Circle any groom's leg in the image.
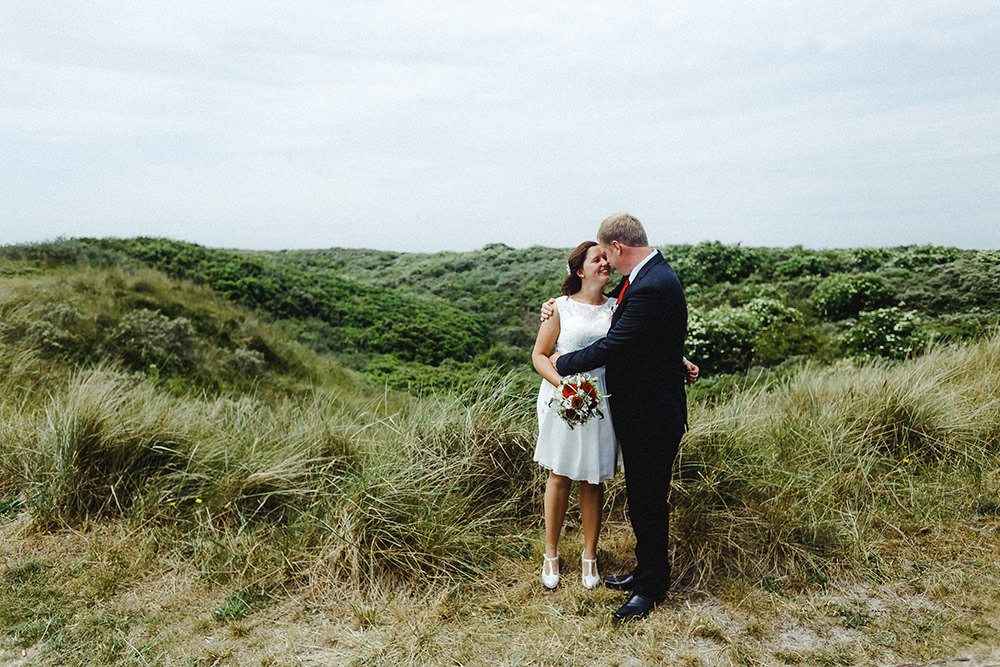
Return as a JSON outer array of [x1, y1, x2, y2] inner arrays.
[[621, 434, 678, 598]]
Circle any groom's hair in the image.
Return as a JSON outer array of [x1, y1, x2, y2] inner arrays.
[[598, 213, 648, 247]]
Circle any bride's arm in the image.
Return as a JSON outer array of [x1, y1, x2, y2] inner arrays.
[[531, 302, 562, 387]]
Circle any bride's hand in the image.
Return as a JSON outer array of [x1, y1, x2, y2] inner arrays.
[[540, 298, 556, 322]]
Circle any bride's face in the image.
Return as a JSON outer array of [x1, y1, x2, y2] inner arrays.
[[579, 245, 611, 285]]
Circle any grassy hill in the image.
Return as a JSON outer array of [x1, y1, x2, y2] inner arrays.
[[268, 241, 1000, 380], [1, 240, 1000, 664], [7, 237, 998, 394]]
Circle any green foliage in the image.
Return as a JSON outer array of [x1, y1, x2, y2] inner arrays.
[[113, 308, 198, 372], [848, 247, 893, 272], [4, 236, 1000, 385], [360, 356, 507, 395], [812, 273, 895, 320], [753, 322, 833, 367], [686, 298, 805, 374], [894, 257, 1000, 316], [0, 266, 356, 398], [268, 242, 564, 346], [665, 241, 761, 287], [842, 307, 929, 360], [773, 251, 832, 279], [214, 585, 274, 622], [888, 245, 961, 269]]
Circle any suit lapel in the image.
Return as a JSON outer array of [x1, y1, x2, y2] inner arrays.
[[611, 252, 662, 323], [631, 252, 663, 287]]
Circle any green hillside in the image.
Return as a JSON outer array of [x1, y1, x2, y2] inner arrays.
[[7, 238, 998, 396], [2, 238, 494, 389], [270, 242, 1000, 376]]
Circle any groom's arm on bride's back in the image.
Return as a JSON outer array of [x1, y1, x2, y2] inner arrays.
[[554, 289, 657, 376]]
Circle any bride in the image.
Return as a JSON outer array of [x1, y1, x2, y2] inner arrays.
[[531, 241, 617, 590]]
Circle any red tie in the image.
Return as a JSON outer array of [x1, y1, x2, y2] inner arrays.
[[616, 278, 630, 306]]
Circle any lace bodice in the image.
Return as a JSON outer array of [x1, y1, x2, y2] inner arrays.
[[554, 295, 614, 354]]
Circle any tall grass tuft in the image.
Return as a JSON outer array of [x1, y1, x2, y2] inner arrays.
[[673, 334, 1000, 589], [322, 373, 537, 586], [9, 359, 538, 588], [35, 368, 193, 522]]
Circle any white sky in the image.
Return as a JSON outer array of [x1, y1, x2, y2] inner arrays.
[[1, 2, 998, 252]]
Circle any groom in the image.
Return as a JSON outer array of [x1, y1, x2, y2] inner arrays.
[[550, 213, 688, 621]]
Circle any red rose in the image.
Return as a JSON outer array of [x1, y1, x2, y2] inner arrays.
[[571, 396, 585, 409], [562, 384, 576, 398], [580, 381, 594, 395]]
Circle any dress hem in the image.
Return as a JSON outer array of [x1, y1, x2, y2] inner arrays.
[[533, 457, 614, 485]]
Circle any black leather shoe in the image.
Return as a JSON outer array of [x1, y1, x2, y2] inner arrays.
[[602, 572, 635, 591], [612, 593, 663, 622]]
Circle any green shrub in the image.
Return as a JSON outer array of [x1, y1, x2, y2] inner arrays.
[[848, 247, 893, 272], [774, 253, 830, 278], [888, 245, 961, 269], [22, 304, 84, 355], [812, 273, 895, 320], [686, 298, 803, 373], [842, 307, 929, 360], [667, 241, 761, 287], [112, 308, 198, 372], [57, 238, 494, 366]]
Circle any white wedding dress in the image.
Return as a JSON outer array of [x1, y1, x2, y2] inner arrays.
[[534, 295, 617, 484]]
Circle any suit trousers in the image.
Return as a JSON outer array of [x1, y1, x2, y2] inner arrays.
[[615, 405, 682, 599]]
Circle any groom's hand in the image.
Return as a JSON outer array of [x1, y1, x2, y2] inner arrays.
[[683, 357, 700, 383], [548, 351, 561, 372], [540, 298, 556, 322]]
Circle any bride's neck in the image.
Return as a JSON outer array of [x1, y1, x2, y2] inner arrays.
[[572, 281, 606, 305]]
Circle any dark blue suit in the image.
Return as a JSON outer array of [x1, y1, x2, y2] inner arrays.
[[555, 251, 687, 597]]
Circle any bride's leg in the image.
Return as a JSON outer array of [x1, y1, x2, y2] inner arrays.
[[544, 471, 572, 560], [579, 481, 603, 561]]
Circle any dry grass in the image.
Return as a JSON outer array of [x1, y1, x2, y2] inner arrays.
[[3, 519, 1000, 666]]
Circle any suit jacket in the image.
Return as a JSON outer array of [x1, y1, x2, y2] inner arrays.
[[555, 252, 688, 444]]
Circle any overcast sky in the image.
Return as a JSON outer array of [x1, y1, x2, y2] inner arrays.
[[2, 2, 997, 252]]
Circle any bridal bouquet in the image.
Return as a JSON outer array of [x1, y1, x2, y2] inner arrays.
[[549, 373, 607, 429]]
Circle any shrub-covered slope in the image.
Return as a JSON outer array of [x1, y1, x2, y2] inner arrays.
[[1, 238, 492, 368], [273, 242, 1000, 378]]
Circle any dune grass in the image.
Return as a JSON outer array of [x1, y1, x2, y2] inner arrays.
[[3, 336, 1000, 664], [671, 335, 1000, 592]]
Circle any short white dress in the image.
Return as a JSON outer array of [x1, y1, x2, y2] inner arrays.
[[534, 295, 617, 484]]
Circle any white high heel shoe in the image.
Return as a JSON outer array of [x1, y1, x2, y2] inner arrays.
[[581, 551, 600, 589], [541, 553, 559, 589]]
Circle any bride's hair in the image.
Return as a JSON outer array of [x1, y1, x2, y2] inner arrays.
[[561, 241, 599, 295]]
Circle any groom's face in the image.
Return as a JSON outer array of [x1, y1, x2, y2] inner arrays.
[[600, 241, 624, 274]]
